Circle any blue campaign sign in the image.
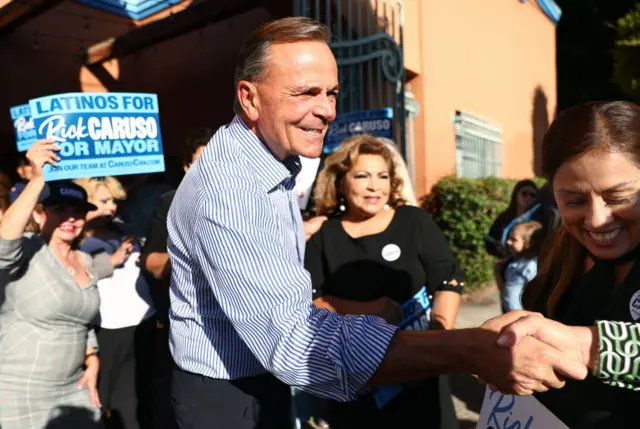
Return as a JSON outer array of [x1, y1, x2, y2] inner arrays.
[[29, 92, 165, 181], [373, 286, 431, 408], [323, 108, 393, 154], [10, 104, 38, 152]]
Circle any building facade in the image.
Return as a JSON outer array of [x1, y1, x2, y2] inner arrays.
[[0, 0, 559, 197]]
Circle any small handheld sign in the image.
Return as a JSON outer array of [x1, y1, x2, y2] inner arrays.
[[10, 104, 38, 152], [372, 286, 431, 408], [29, 92, 165, 181], [477, 386, 568, 429], [324, 108, 393, 154]]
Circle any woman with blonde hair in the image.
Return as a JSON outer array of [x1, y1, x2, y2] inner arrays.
[[305, 134, 462, 429], [74, 176, 156, 429]]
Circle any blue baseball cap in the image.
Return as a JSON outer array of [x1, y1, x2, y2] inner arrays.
[[9, 181, 97, 212], [9, 182, 27, 204]]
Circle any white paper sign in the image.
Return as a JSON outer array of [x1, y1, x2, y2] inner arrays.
[[477, 386, 568, 429]]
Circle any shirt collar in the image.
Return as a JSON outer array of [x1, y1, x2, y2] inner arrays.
[[228, 115, 302, 191]]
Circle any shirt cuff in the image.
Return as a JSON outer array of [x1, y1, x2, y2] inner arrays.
[[91, 252, 115, 279], [594, 320, 640, 391], [327, 315, 398, 401], [436, 280, 464, 294], [87, 328, 99, 352], [0, 235, 23, 255]]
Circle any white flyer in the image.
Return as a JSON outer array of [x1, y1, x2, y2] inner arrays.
[[476, 386, 568, 429]]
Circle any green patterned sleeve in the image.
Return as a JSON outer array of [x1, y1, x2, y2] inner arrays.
[[594, 320, 640, 390]]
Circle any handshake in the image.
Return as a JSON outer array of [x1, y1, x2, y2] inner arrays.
[[472, 311, 597, 396]]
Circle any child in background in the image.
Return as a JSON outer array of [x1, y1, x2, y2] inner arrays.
[[503, 221, 543, 312]]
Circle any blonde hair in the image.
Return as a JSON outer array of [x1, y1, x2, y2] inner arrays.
[[313, 134, 406, 216], [377, 137, 418, 206], [511, 221, 543, 257], [26, 204, 44, 234], [73, 177, 127, 202]]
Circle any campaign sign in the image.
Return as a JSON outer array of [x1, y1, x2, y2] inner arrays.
[[373, 286, 431, 408], [10, 104, 38, 152], [324, 108, 393, 154], [29, 92, 165, 181], [477, 386, 568, 429]]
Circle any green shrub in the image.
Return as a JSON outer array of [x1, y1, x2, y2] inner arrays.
[[422, 176, 545, 291]]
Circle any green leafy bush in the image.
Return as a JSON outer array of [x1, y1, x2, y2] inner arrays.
[[422, 176, 545, 291]]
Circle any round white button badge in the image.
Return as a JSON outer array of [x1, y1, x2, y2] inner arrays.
[[630, 290, 640, 321], [381, 244, 401, 262]]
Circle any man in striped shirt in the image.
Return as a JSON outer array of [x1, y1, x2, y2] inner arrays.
[[167, 17, 589, 429]]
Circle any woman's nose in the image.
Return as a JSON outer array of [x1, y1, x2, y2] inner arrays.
[[585, 200, 614, 229]]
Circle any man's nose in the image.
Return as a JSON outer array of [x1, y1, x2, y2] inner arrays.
[[313, 94, 336, 123]]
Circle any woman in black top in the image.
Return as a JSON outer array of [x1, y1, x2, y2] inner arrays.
[[305, 134, 463, 429], [516, 101, 640, 428], [486, 180, 538, 306]]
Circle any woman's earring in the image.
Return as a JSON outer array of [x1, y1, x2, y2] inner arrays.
[[384, 204, 390, 210], [339, 198, 346, 212]]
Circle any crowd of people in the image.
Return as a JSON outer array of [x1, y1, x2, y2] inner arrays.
[[1, 16, 639, 429]]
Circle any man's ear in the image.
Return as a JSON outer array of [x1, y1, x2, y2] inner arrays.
[[237, 81, 260, 122]]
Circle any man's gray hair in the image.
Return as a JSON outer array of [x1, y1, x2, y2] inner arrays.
[[233, 17, 331, 114]]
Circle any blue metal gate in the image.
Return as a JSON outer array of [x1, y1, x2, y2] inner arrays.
[[293, 0, 406, 155]]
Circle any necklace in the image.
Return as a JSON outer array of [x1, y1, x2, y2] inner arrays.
[[67, 266, 76, 276]]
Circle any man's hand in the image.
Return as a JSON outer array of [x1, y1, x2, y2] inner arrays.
[[496, 314, 598, 372], [481, 311, 544, 334], [471, 312, 589, 395]]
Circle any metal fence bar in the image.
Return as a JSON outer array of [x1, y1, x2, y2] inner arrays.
[[293, 0, 406, 156], [357, 0, 364, 111]]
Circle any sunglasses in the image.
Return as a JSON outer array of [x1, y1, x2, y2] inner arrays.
[[48, 205, 88, 217], [520, 191, 537, 198]]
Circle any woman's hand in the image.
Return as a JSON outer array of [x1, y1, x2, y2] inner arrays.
[[0, 140, 58, 240], [79, 354, 101, 408], [373, 297, 403, 325], [110, 236, 135, 267], [26, 139, 60, 179], [304, 216, 328, 241]]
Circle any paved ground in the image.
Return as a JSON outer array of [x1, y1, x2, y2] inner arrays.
[[451, 286, 502, 429]]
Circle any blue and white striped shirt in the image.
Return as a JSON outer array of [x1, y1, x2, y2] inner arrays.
[[167, 116, 398, 401]]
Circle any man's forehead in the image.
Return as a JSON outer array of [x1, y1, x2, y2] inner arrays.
[[262, 41, 338, 88], [267, 40, 336, 66]]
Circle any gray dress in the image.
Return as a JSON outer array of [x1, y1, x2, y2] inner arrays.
[[0, 234, 104, 429]]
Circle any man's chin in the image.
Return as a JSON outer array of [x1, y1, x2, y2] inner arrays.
[[295, 145, 323, 159]]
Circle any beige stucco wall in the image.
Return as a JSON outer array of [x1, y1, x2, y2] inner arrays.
[[403, 0, 557, 197]]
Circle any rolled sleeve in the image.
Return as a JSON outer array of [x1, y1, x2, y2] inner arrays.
[[416, 211, 465, 294], [194, 190, 398, 401], [87, 327, 99, 352], [0, 235, 36, 278], [90, 252, 114, 280]]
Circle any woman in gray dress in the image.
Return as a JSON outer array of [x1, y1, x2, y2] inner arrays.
[[0, 139, 104, 429]]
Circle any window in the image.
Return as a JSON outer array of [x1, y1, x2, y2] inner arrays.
[[453, 111, 502, 178]]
